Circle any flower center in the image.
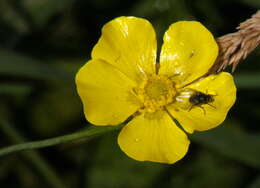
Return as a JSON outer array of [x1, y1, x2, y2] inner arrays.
[[135, 75, 176, 113]]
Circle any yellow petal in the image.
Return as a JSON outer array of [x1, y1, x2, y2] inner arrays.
[[159, 21, 218, 87], [92, 16, 157, 83], [118, 110, 190, 164], [76, 59, 141, 125], [167, 72, 236, 133]]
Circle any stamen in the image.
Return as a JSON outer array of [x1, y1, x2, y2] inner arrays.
[[135, 75, 176, 113]]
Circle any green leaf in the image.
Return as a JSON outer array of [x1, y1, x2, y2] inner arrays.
[[29, 85, 82, 137], [248, 175, 260, 188], [0, 83, 32, 96], [239, 0, 260, 7], [235, 73, 260, 89], [88, 132, 165, 188], [191, 121, 260, 168], [22, 0, 74, 27], [169, 150, 246, 188], [0, 49, 72, 82], [0, 106, 67, 188], [0, 0, 29, 33]]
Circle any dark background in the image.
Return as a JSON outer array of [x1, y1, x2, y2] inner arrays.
[[0, 0, 260, 188]]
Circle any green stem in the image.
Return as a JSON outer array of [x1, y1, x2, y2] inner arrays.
[[0, 124, 122, 157], [0, 118, 67, 188]]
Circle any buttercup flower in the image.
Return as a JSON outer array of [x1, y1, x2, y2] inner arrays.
[[76, 17, 236, 164]]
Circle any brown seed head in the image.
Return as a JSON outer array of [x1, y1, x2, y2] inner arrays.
[[210, 10, 260, 73]]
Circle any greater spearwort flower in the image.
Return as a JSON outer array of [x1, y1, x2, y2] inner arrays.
[[76, 17, 236, 164]]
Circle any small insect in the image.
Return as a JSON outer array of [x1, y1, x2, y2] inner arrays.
[[189, 91, 215, 114]]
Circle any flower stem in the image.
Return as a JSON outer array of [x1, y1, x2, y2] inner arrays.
[[0, 118, 67, 188], [0, 124, 122, 157]]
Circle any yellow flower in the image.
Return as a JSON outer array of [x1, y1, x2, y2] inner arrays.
[[76, 17, 236, 164]]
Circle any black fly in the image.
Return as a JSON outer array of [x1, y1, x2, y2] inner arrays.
[[189, 91, 215, 114]]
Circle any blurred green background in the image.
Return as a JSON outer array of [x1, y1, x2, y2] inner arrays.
[[0, 0, 260, 188]]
